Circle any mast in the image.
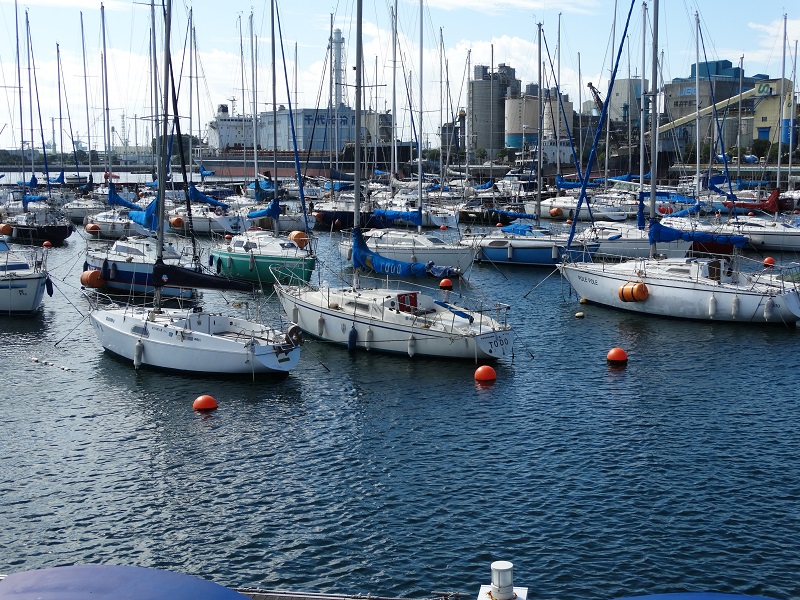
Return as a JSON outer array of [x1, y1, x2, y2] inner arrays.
[[737, 54, 743, 184], [391, 0, 398, 181], [250, 12, 258, 180], [15, 0, 25, 187], [328, 15, 334, 173], [777, 13, 786, 190], [790, 41, 797, 183], [101, 4, 112, 178], [536, 23, 542, 220], [577, 52, 583, 172], [188, 9, 193, 184], [353, 0, 363, 290], [155, 0, 172, 289], [150, 0, 158, 177], [604, 0, 617, 187], [649, 0, 659, 251], [57, 43, 64, 173], [272, 0, 279, 208], [639, 2, 646, 203], [26, 10, 34, 181], [417, 0, 423, 219], [79, 13, 92, 181], [556, 13, 561, 175], [695, 12, 700, 194]]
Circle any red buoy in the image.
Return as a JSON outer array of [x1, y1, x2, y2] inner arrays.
[[43, 240, 52, 248], [225, 234, 232, 240], [193, 394, 218, 411], [607, 347, 628, 365], [439, 224, 447, 230], [439, 278, 453, 290], [474, 365, 497, 381], [748, 212, 755, 216], [764, 256, 775, 268], [496, 222, 503, 227]]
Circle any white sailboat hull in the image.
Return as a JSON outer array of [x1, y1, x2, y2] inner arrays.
[[560, 258, 800, 324], [0, 271, 47, 314], [90, 306, 300, 374], [276, 284, 512, 360]]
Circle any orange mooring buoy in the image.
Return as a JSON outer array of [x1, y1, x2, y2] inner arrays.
[[43, 240, 52, 248], [193, 394, 218, 411], [439, 224, 447, 231], [607, 347, 628, 365], [764, 256, 775, 268], [474, 365, 497, 381], [439, 278, 453, 290]]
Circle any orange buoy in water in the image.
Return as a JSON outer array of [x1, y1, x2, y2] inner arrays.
[[439, 224, 447, 230], [607, 347, 628, 365], [618, 282, 649, 302], [169, 216, 185, 229], [0, 223, 14, 236], [439, 278, 453, 290], [549, 207, 563, 218], [193, 394, 218, 411], [85, 223, 101, 235], [658, 205, 674, 215], [80, 270, 106, 288], [225, 234, 233, 240], [764, 256, 775, 268], [289, 230, 309, 249], [43, 240, 52, 248], [496, 222, 503, 227], [474, 365, 497, 381]]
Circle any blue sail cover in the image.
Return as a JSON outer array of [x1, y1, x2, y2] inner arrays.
[[22, 194, 47, 209], [648, 220, 748, 248], [145, 179, 159, 188], [188, 184, 228, 209], [351, 228, 458, 278], [373, 208, 423, 226], [247, 180, 277, 191], [323, 180, 353, 192], [247, 198, 281, 219], [500, 223, 541, 236], [108, 182, 142, 210], [49, 171, 65, 184], [473, 180, 493, 190], [374, 169, 390, 176], [495, 209, 537, 221], [557, 174, 598, 189], [199, 164, 215, 177], [129, 197, 158, 230], [17, 175, 37, 187], [737, 178, 772, 189]]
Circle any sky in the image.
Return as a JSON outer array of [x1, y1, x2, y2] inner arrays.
[[0, 0, 798, 155]]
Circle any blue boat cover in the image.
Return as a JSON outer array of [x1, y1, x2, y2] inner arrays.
[[49, 171, 65, 184], [374, 168, 389, 176], [617, 595, 776, 600], [17, 175, 37, 187], [247, 180, 276, 190], [373, 208, 423, 226], [107, 182, 141, 211], [145, 179, 159, 188], [648, 220, 748, 248], [199, 164, 215, 177], [501, 223, 540, 236], [323, 180, 354, 192], [557, 174, 598, 189], [22, 194, 47, 209], [189, 184, 229, 209], [247, 198, 281, 219], [129, 197, 158, 230], [0, 564, 249, 600], [351, 228, 458, 278], [473, 180, 493, 190], [737, 178, 772, 189], [495, 209, 537, 221]]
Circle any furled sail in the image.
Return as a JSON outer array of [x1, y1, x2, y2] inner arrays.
[[648, 221, 748, 248], [107, 182, 142, 211], [188, 184, 229, 209], [351, 228, 459, 278]]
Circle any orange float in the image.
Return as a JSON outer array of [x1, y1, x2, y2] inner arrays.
[[80, 270, 105, 288], [474, 365, 497, 381], [607, 347, 628, 365], [0, 223, 14, 236], [169, 216, 185, 229], [549, 207, 563, 218], [85, 223, 101, 235], [193, 394, 218, 411], [618, 282, 649, 302], [289, 230, 309, 249]]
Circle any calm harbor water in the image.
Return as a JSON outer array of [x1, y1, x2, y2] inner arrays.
[[1, 229, 800, 599]]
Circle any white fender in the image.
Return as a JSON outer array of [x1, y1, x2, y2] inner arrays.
[[317, 315, 325, 336], [764, 297, 775, 321], [731, 294, 740, 319], [708, 294, 717, 319], [407, 334, 416, 357], [133, 339, 144, 369]]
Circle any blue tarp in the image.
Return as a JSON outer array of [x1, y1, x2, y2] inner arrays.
[[473, 180, 493, 190], [107, 182, 141, 211], [188, 184, 228, 209], [557, 174, 598, 189], [500, 223, 543, 236], [351, 228, 459, 278], [247, 180, 277, 190], [495, 209, 537, 221], [129, 197, 158, 230], [648, 220, 748, 248], [22, 194, 47, 210], [247, 198, 281, 219], [0, 565, 249, 600], [372, 208, 423, 226]]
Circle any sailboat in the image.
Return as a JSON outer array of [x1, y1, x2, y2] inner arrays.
[[558, 0, 800, 325], [0, 239, 52, 314], [88, 0, 301, 375], [275, 0, 512, 360]]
